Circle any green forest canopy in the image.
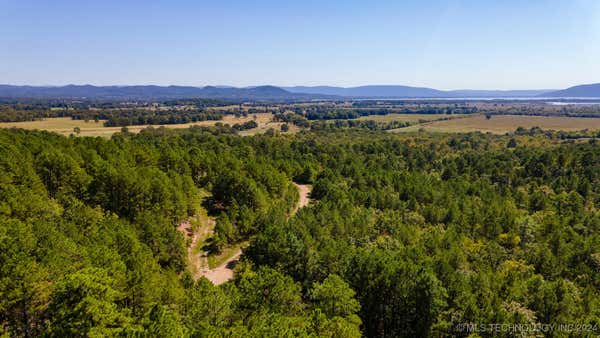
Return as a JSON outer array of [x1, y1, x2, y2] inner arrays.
[[0, 126, 599, 337]]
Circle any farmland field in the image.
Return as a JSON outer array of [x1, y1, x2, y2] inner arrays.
[[0, 113, 281, 137], [356, 113, 465, 123], [393, 114, 600, 134]]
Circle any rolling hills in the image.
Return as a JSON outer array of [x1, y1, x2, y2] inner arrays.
[[3, 83, 600, 100], [543, 83, 600, 97]]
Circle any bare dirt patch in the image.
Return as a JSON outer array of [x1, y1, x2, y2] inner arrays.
[[201, 249, 243, 285], [178, 182, 312, 285], [293, 183, 311, 215], [178, 208, 246, 285], [177, 215, 215, 279]]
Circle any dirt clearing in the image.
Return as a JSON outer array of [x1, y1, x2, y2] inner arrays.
[[293, 183, 311, 215], [178, 183, 312, 285]]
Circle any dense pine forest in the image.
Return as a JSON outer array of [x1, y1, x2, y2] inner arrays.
[[1, 126, 599, 337]]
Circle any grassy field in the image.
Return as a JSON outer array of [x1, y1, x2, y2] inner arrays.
[[0, 113, 283, 137], [393, 114, 600, 134], [356, 113, 465, 123], [238, 120, 300, 135], [0, 118, 110, 135], [8, 113, 598, 136]]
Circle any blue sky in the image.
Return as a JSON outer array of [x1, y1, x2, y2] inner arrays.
[[1, 0, 599, 89]]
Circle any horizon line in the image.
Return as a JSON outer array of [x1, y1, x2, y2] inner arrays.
[[1, 83, 582, 91]]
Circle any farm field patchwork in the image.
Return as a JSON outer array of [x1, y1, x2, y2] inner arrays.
[[356, 113, 465, 123], [393, 114, 600, 134], [0, 113, 283, 137]]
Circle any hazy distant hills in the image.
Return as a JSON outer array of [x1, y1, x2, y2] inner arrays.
[[1, 83, 599, 100], [0, 85, 323, 100], [284, 86, 553, 98], [543, 83, 600, 97], [284, 85, 448, 97], [448, 89, 554, 97]]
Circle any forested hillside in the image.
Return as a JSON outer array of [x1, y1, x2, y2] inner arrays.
[[1, 127, 599, 337]]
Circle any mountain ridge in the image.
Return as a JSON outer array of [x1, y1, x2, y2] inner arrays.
[[284, 86, 554, 98], [2, 83, 597, 100], [0, 84, 320, 100], [543, 83, 600, 97]]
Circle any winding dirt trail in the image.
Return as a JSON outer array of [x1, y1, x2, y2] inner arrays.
[[178, 183, 311, 285], [177, 217, 214, 279], [293, 183, 311, 215]]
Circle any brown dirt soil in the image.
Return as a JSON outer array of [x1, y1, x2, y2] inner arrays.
[[177, 217, 214, 279], [178, 183, 312, 285], [292, 183, 311, 215], [200, 250, 243, 285]]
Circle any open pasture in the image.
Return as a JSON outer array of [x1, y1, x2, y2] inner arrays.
[[393, 114, 600, 134], [0, 113, 278, 137], [356, 113, 465, 123]]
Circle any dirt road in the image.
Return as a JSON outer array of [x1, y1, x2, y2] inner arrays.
[[177, 217, 214, 279], [292, 183, 311, 215], [199, 250, 243, 285], [178, 183, 311, 285]]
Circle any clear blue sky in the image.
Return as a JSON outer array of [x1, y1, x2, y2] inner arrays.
[[1, 0, 599, 89]]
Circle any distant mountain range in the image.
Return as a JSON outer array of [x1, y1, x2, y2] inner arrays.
[[284, 86, 554, 98], [0, 85, 323, 100], [542, 83, 600, 98], [0, 83, 599, 100], [283, 85, 448, 97]]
